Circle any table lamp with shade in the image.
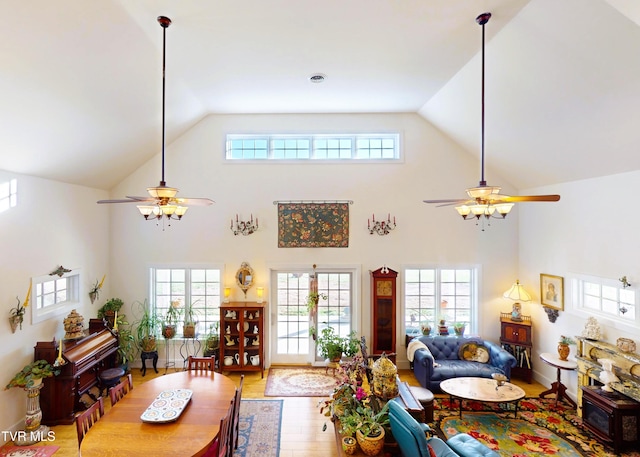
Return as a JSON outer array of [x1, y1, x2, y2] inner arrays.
[[503, 280, 531, 322]]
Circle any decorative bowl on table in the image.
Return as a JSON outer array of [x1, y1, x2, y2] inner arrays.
[[492, 373, 507, 388]]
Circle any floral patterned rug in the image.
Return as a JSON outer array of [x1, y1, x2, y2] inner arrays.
[[0, 446, 58, 457], [264, 367, 339, 396], [434, 396, 640, 457], [233, 399, 282, 457]]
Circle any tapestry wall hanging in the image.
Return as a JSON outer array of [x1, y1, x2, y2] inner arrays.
[[277, 202, 349, 248]]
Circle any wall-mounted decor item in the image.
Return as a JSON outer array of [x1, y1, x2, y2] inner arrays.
[[236, 262, 255, 299], [276, 201, 350, 248], [540, 273, 564, 310], [50, 265, 72, 277], [368, 213, 396, 235], [9, 283, 31, 333], [89, 274, 106, 303], [230, 214, 259, 236]]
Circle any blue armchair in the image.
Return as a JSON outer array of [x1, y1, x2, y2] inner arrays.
[[388, 401, 458, 457]]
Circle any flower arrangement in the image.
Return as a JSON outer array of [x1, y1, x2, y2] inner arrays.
[[559, 335, 576, 345], [5, 360, 59, 390], [89, 274, 106, 302], [9, 296, 28, 331]]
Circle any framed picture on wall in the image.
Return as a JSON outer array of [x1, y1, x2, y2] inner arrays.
[[540, 273, 564, 310]]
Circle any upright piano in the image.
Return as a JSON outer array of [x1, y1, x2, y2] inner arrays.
[[35, 319, 119, 425]]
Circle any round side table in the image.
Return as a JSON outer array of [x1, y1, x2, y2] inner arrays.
[[539, 352, 577, 408]]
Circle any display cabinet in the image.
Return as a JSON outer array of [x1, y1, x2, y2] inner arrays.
[[370, 267, 397, 361], [220, 302, 264, 378], [499, 313, 532, 383]]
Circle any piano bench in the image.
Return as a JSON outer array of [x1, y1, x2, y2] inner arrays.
[[99, 367, 125, 397], [409, 385, 434, 423]]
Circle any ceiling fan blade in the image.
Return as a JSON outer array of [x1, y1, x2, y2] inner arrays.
[[502, 195, 561, 202], [124, 196, 156, 202], [423, 199, 466, 204], [97, 198, 143, 204], [173, 197, 215, 206]]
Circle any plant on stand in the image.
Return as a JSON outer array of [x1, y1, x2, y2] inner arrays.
[[133, 300, 161, 352], [183, 299, 201, 338], [162, 300, 182, 339], [97, 297, 124, 329], [204, 322, 220, 357]]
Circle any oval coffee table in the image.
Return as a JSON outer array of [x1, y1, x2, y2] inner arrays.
[[440, 377, 525, 418]]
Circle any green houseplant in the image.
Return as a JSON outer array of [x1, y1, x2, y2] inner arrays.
[[114, 313, 136, 370], [97, 297, 124, 329], [133, 300, 161, 352], [204, 322, 220, 356], [162, 300, 182, 339], [316, 327, 359, 362], [183, 300, 201, 338], [5, 360, 60, 390]]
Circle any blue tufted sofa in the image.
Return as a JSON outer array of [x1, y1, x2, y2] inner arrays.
[[410, 335, 517, 391]]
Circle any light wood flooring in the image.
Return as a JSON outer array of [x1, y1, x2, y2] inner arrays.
[[12, 368, 548, 457]]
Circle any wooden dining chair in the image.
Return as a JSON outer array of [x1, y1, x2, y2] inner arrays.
[[75, 396, 105, 448], [187, 355, 216, 371], [202, 398, 234, 457], [109, 373, 133, 407], [229, 374, 245, 451]]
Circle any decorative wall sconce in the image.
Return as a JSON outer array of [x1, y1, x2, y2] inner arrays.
[[368, 213, 396, 235], [257, 287, 264, 303], [223, 287, 231, 303], [230, 214, 259, 236], [543, 306, 559, 323]]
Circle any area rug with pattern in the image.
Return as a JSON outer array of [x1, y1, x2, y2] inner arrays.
[[434, 396, 640, 457], [264, 367, 338, 397], [233, 399, 282, 457], [0, 446, 58, 457]]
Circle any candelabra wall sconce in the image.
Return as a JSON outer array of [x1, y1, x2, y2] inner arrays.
[[230, 214, 259, 236], [368, 213, 396, 235]]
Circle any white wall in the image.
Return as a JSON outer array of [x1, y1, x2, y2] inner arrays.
[[0, 170, 109, 437], [108, 113, 521, 369], [519, 170, 640, 399]]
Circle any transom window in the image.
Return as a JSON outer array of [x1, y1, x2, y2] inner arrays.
[[572, 276, 636, 321], [0, 178, 17, 213], [150, 267, 222, 337], [404, 267, 477, 337], [32, 268, 81, 324], [226, 134, 399, 160]]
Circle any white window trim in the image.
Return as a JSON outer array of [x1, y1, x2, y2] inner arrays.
[[567, 273, 638, 335], [401, 264, 480, 336], [31, 268, 82, 325]]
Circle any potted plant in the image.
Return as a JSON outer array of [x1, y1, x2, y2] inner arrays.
[[316, 327, 359, 362], [97, 297, 124, 329], [5, 360, 60, 390], [204, 322, 220, 356], [114, 313, 136, 371], [162, 300, 182, 339], [133, 300, 161, 352], [557, 335, 576, 361], [183, 299, 201, 338], [454, 322, 466, 336], [306, 291, 328, 313], [9, 296, 28, 332], [89, 274, 106, 303], [345, 401, 390, 456]]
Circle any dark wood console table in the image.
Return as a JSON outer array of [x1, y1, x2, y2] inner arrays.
[[581, 385, 640, 453]]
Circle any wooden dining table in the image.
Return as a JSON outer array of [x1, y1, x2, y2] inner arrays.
[[80, 370, 237, 457]]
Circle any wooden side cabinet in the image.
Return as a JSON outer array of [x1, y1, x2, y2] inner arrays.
[[499, 313, 532, 383], [370, 267, 397, 360], [220, 302, 265, 378], [582, 385, 640, 453]]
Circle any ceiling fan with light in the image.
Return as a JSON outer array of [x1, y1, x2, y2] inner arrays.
[[98, 16, 213, 223], [423, 12, 559, 222]]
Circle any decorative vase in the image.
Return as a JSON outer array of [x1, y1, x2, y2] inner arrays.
[[421, 324, 431, 336], [9, 315, 22, 333], [557, 343, 570, 361], [454, 325, 465, 336], [89, 291, 98, 304], [183, 323, 196, 338], [342, 436, 357, 455], [356, 428, 385, 456]]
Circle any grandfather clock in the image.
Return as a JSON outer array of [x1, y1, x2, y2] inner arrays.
[[370, 267, 398, 361]]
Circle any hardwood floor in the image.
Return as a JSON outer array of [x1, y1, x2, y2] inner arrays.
[[13, 368, 548, 457]]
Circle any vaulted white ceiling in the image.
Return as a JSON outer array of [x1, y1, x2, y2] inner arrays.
[[2, 0, 639, 190]]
